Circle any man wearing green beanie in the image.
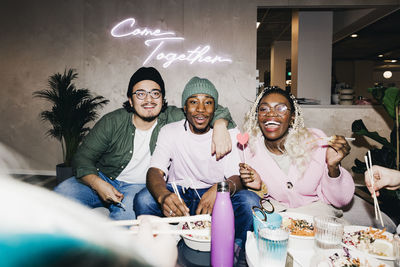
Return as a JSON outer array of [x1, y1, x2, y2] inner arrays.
[[135, 76, 260, 248]]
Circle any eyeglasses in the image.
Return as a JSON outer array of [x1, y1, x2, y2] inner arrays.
[[258, 103, 290, 116], [251, 198, 275, 221], [132, 89, 162, 100]]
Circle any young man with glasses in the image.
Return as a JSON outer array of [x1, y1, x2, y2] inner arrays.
[[54, 67, 235, 220]]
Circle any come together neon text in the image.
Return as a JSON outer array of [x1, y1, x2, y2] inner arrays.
[[111, 18, 232, 68]]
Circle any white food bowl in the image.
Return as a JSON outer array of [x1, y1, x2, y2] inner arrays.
[[180, 221, 211, 252], [181, 233, 211, 252], [281, 212, 315, 251], [288, 233, 314, 251]]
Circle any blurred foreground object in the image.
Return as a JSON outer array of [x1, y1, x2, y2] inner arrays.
[[0, 175, 177, 267]]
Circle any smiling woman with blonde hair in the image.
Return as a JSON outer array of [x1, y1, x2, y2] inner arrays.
[[239, 87, 355, 216]]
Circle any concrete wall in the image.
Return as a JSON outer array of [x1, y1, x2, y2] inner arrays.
[[0, 0, 256, 173]]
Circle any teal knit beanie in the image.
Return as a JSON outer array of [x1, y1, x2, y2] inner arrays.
[[181, 77, 219, 107]]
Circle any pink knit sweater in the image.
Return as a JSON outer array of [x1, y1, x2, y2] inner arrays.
[[245, 128, 355, 208]]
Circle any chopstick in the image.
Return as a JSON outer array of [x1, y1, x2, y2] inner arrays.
[[365, 151, 384, 227], [171, 182, 192, 229], [171, 182, 183, 203], [111, 214, 211, 226], [306, 136, 355, 145], [128, 228, 211, 236]]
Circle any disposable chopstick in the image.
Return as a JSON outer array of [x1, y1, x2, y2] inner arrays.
[[128, 228, 210, 236], [365, 152, 384, 227], [306, 136, 355, 144], [369, 152, 384, 227], [365, 155, 378, 218], [111, 214, 211, 226], [171, 181, 192, 229], [172, 182, 183, 203]]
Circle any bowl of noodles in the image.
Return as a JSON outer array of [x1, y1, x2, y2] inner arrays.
[[281, 212, 315, 250], [181, 221, 211, 252]]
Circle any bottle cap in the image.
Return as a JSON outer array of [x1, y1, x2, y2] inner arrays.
[[217, 181, 229, 192]]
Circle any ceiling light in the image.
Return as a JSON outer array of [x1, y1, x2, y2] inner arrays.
[[256, 22, 260, 29], [378, 54, 383, 58], [383, 71, 392, 79], [350, 34, 358, 38], [391, 60, 397, 63]]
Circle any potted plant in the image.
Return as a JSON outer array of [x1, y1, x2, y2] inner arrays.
[[33, 68, 109, 183]]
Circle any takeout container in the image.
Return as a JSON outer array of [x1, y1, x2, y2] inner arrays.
[[281, 212, 315, 251], [181, 234, 211, 252], [180, 221, 211, 252], [342, 225, 396, 265], [310, 248, 389, 267], [287, 232, 314, 251]]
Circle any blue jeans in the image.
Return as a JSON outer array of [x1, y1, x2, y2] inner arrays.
[[54, 173, 145, 220], [134, 184, 259, 245]]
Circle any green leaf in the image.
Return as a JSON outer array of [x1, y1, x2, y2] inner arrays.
[[382, 87, 400, 120], [368, 86, 386, 103], [351, 120, 394, 150], [352, 158, 366, 174]]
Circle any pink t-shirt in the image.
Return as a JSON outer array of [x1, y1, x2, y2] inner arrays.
[[245, 128, 355, 208], [150, 120, 241, 189]]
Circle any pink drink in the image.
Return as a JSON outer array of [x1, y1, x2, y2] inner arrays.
[[211, 181, 235, 267]]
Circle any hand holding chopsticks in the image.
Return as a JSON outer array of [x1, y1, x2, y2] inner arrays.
[[364, 165, 400, 195], [324, 135, 352, 177], [364, 150, 384, 227], [171, 182, 190, 217], [158, 182, 190, 217]]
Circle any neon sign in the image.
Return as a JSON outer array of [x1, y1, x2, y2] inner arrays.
[[111, 18, 232, 68]]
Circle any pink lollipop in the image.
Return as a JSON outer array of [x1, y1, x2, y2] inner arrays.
[[236, 132, 249, 163]]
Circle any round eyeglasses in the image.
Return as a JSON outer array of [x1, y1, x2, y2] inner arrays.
[[132, 89, 162, 100], [258, 103, 290, 116], [251, 198, 275, 222]]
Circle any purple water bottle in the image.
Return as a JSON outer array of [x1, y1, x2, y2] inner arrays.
[[211, 181, 235, 267]]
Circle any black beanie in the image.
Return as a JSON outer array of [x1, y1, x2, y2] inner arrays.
[[127, 67, 165, 98]]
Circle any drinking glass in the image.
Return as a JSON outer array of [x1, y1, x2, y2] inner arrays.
[[252, 209, 282, 240], [257, 225, 289, 267], [394, 233, 400, 267], [314, 216, 344, 251]]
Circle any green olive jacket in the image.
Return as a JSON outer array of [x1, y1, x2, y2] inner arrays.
[[72, 105, 235, 180]]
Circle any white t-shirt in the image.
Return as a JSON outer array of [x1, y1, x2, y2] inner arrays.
[[117, 121, 157, 184], [264, 147, 291, 175], [150, 120, 241, 189]]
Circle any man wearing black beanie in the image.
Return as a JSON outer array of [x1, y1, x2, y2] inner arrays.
[[54, 67, 235, 220]]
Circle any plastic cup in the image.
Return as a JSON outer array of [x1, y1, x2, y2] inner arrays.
[[394, 234, 400, 267], [313, 216, 344, 251], [257, 226, 289, 267]]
